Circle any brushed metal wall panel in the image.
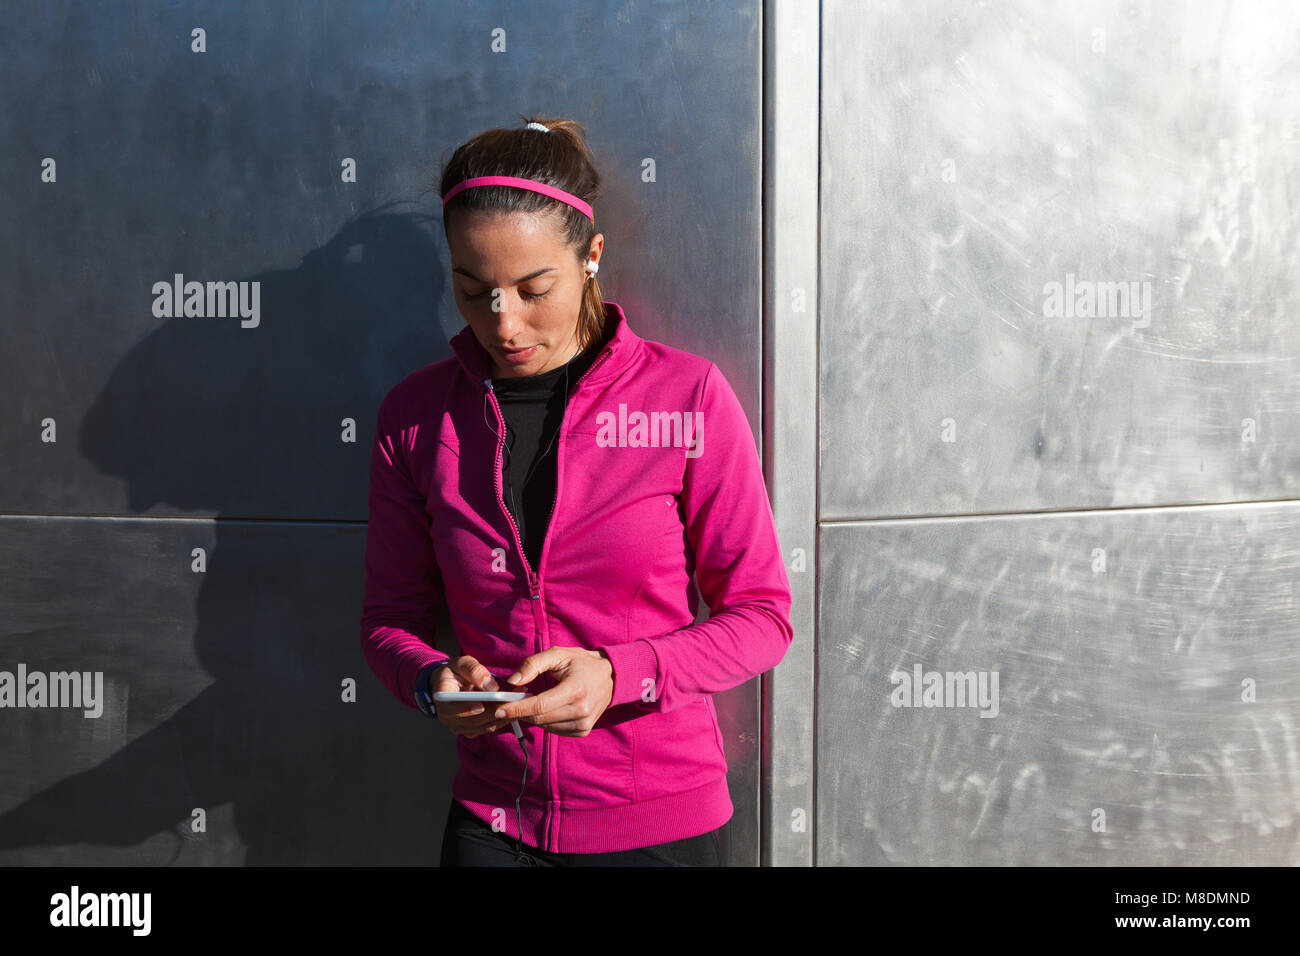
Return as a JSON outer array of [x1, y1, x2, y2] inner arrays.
[[0, 516, 454, 865], [763, 0, 819, 866], [820, 0, 1300, 519], [816, 503, 1300, 866], [0, 1, 765, 865]]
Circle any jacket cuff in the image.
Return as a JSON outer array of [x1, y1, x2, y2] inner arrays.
[[410, 655, 450, 714], [602, 639, 659, 706]]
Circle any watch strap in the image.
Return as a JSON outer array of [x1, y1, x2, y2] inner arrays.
[[414, 659, 451, 719]]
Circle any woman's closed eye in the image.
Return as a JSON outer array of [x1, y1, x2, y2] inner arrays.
[[461, 287, 551, 301]]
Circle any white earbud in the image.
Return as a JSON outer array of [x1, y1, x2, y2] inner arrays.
[[586, 260, 599, 276]]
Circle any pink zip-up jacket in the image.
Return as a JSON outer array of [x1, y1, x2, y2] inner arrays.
[[359, 301, 793, 853]]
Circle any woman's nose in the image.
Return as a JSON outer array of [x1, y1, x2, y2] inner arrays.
[[491, 298, 527, 331]]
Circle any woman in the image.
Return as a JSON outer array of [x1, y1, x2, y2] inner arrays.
[[359, 115, 793, 866]]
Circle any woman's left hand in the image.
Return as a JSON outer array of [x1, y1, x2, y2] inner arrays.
[[486, 647, 615, 737]]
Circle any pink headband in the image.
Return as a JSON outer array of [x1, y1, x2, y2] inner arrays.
[[441, 175, 594, 222]]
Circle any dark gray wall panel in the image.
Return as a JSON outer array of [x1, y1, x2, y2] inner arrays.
[[1, 1, 764, 865], [820, 0, 1300, 520], [817, 503, 1300, 866], [1, 0, 764, 521], [0, 515, 457, 864]]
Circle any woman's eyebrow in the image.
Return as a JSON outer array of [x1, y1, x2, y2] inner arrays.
[[452, 265, 557, 284]]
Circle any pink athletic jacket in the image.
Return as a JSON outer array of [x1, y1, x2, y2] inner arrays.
[[359, 301, 793, 853]]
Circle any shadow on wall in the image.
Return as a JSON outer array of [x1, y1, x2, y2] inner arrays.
[[0, 203, 462, 864]]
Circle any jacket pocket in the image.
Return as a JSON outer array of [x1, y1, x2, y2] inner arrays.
[[630, 697, 728, 801], [558, 714, 637, 807], [456, 725, 529, 796]]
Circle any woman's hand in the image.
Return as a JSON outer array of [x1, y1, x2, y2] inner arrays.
[[485, 647, 615, 737], [433, 654, 510, 739]]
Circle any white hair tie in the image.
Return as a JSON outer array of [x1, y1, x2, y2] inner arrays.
[[525, 122, 550, 132]]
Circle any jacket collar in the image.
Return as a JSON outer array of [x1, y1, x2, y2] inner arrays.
[[450, 300, 638, 394]]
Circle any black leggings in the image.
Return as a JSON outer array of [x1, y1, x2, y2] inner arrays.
[[439, 799, 723, 867]]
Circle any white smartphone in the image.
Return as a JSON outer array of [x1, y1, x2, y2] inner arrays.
[[432, 690, 527, 703]]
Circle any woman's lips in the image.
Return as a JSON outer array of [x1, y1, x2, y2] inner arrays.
[[499, 344, 539, 364]]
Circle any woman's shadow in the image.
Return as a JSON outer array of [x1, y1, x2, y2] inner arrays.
[[0, 202, 462, 864]]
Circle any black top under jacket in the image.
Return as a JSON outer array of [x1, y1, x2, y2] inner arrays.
[[489, 313, 616, 572]]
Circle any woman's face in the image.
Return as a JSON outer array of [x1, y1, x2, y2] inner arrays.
[[447, 209, 602, 379]]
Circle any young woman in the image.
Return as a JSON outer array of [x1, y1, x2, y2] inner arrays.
[[359, 115, 793, 866]]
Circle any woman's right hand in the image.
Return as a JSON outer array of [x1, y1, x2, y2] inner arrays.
[[432, 655, 511, 738]]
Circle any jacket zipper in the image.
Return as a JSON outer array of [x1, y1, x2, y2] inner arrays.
[[484, 344, 614, 584], [481, 342, 615, 843]]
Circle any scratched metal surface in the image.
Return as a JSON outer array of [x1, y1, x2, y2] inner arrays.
[[820, 0, 1300, 520], [0, 1, 764, 864], [814, 0, 1300, 864], [817, 504, 1300, 866]]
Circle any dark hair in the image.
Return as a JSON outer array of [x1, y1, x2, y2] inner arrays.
[[438, 114, 605, 350]]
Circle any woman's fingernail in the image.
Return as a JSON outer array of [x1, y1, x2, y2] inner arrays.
[[494, 709, 505, 719]]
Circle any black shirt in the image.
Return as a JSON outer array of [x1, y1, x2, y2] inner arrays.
[[490, 315, 615, 572]]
